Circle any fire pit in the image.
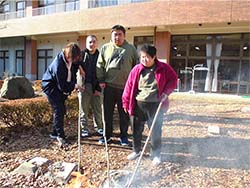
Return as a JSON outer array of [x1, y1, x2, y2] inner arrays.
[[98, 170, 132, 188]]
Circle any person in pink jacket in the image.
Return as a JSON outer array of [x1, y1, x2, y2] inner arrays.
[[122, 44, 177, 165]]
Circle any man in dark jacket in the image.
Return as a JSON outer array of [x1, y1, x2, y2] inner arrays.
[[42, 42, 82, 146], [77, 35, 103, 138]]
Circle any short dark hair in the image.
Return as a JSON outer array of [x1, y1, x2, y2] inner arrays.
[[111, 25, 126, 34], [140, 44, 157, 58]]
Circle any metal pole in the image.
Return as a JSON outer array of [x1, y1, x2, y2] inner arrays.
[[126, 95, 167, 188], [78, 107, 81, 172], [191, 68, 195, 92], [101, 88, 110, 187]]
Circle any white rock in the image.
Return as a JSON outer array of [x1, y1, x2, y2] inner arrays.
[[208, 125, 220, 134]]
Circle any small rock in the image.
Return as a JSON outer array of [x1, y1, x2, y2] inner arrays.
[[241, 106, 250, 112]]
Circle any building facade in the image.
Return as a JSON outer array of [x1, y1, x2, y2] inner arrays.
[[0, 0, 249, 95]]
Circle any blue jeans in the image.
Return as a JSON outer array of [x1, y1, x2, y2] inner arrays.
[[47, 95, 67, 138]]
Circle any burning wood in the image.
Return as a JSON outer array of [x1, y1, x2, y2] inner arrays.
[[66, 169, 97, 188]]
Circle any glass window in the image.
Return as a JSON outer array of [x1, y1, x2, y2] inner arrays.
[[242, 43, 250, 58], [38, 0, 45, 6], [65, 0, 75, 11], [4, 4, 10, 12], [0, 59, 4, 78], [172, 35, 187, 42], [38, 0, 55, 14], [240, 60, 250, 81], [38, 50, 45, 57], [16, 1, 25, 18], [189, 35, 210, 41], [98, 0, 118, 7], [243, 33, 250, 40], [134, 36, 154, 52], [219, 60, 239, 81], [38, 59, 46, 79], [131, 0, 150, 2], [17, 1, 25, 9], [47, 50, 53, 57], [171, 59, 186, 91], [0, 51, 8, 76], [65, 0, 79, 11], [221, 43, 240, 57], [16, 50, 24, 75], [37, 49, 53, 79], [171, 43, 187, 57], [189, 43, 206, 56]]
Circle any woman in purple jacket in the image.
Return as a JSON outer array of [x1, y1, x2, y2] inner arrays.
[[122, 44, 177, 165]]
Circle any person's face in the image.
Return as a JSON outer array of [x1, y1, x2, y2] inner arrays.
[[66, 55, 81, 65], [111, 30, 125, 46], [140, 51, 156, 67], [86, 36, 98, 53]]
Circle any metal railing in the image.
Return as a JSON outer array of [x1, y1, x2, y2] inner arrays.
[[88, 0, 151, 8], [0, 0, 150, 21], [32, 1, 80, 16], [0, 10, 25, 21]]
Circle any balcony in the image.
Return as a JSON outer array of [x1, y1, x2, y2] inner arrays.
[[0, 10, 25, 21], [32, 1, 80, 16], [88, 0, 150, 8], [0, 0, 151, 21]]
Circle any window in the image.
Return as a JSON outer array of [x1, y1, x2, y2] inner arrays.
[[88, 0, 118, 8], [134, 36, 154, 52], [16, 1, 25, 18], [37, 49, 53, 79], [171, 33, 250, 94], [16, 50, 24, 76], [221, 42, 240, 57], [65, 0, 79, 11], [219, 60, 240, 93], [38, 0, 55, 15], [242, 43, 250, 58], [0, 51, 9, 79], [3, 4, 10, 13], [171, 44, 187, 57], [189, 43, 206, 57]]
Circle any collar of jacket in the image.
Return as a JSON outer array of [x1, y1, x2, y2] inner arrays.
[[83, 48, 99, 55], [60, 51, 67, 65], [137, 59, 163, 72], [110, 40, 129, 48]]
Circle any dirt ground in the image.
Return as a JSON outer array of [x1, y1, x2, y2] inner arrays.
[[0, 92, 250, 187]]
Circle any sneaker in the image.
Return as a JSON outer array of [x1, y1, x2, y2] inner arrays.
[[127, 152, 140, 160], [120, 137, 129, 146], [57, 136, 67, 147], [97, 128, 103, 136], [98, 136, 111, 144], [152, 156, 161, 166], [81, 129, 89, 137], [49, 133, 58, 139]]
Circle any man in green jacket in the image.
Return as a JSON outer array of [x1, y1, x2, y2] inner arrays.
[[97, 25, 138, 145]]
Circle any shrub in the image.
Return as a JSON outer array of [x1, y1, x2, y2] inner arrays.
[[0, 94, 79, 129]]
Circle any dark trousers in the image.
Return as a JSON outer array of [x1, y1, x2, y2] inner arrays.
[[47, 95, 67, 138], [131, 101, 163, 157], [103, 86, 129, 138]]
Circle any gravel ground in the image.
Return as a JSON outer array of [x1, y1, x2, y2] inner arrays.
[[0, 92, 250, 188]]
